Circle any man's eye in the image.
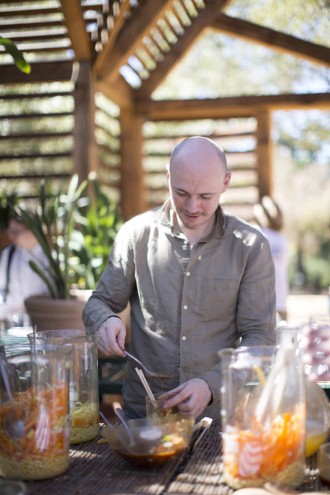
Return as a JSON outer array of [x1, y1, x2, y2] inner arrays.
[[201, 195, 212, 200], [176, 191, 187, 197]]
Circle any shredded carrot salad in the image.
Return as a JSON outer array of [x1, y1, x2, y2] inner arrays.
[[0, 384, 69, 462], [70, 401, 99, 444], [223, 406, 305, 482]]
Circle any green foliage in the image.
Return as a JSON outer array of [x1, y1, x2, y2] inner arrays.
[[17, 175, 87, 299], [303, 255, 330, 293], [70, 175, 123, 290], [288, 194, 330, 294], [289, 251, 330, 293], [0, 191, 17, 230], [5, 174, 122, 297], [0, 37, 31, 74]]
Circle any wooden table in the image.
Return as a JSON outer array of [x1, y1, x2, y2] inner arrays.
[[21, 421, 328, 495], [1, 328, 328, 494]]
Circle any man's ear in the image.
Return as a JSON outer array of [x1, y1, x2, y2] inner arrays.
[[222, 171, 231, 192]]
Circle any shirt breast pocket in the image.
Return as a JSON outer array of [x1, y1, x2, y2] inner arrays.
[[198, 278, 239, 318]]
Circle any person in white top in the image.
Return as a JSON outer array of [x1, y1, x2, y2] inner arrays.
[[254, 196, 290, 322], [0, 214, 51, 325]]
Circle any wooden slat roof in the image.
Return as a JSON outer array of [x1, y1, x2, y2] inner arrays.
[[1, 0, 329, 223], [1, 0, 329, 101]]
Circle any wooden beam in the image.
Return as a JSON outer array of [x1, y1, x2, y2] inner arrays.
[[211, 14, 330, 67], [0, 61, 74, 83], [0, 5, 60, 17], [256, 110, 272, 199], [59, 0, 93, 60], [136, 93, 330, 121], [73, 61, 97, 180], [0, 18, 64, 30], [96, 75, 134, 109], [119, 109, 146, 219], [135, 0, 233, 99], [92, 0, 133, 76], [3, 29, 67, 43], [94, 0, 173, 82]]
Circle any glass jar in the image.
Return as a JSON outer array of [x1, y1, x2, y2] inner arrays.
[[28, 329, 99, 444], [0, 343, 71, 480], [220, 345, 306, 489], [305, 378, 330, 457], [277, 323, 330, 457]]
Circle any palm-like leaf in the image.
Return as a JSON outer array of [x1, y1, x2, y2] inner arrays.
[[18, 175, 87, 299], [0, 37, 31, 74]]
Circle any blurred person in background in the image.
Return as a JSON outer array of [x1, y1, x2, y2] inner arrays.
[[0, 213, 50, 325], [254, 196, 289, 322]]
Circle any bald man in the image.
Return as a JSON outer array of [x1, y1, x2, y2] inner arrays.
[[83, 136, 276, 421]]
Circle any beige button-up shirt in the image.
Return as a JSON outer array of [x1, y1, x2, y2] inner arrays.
[[83, 200, 276, 420]]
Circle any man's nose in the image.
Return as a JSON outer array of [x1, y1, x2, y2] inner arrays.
[[185, 195, 199, 211]]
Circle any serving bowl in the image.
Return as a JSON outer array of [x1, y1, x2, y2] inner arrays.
[[102, 415, 195, 467]]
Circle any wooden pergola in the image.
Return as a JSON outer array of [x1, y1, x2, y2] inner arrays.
[[1, 0, 330, 221]]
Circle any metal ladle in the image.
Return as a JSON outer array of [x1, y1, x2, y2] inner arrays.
[[99, 410, 114, 429], [112, 400, 138, 451], [124, 351, 172, 380], [112, 401, 162, 454], [0, 357, 25, 439]]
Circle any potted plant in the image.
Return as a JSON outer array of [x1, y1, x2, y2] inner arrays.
[[17, 174, 88, 330], [70, 173, 123, 291]]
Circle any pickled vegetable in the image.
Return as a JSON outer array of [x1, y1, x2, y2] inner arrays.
[[223, 406, 305, 489], [70, 401, 99, 444], [0, 384, 69, 480]]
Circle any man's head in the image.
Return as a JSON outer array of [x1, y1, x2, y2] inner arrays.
[[168, 136, 231, 232], [7, 215, 37, 250]]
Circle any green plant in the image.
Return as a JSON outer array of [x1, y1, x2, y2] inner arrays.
[[0, 37, 31, 74], [17, 175, 87, 299], [70, 174, 123, 290], [0, 191, 18, 230]]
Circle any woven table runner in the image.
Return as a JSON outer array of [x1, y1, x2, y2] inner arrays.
[[25, 436, 186, 495], [15, 423, 330, 495], [166, 421, 328, 495]]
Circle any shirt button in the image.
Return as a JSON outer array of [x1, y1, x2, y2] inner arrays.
[[183, 305, 188, 310], [182, 336, 187, 341], [186, 271, 191, 276], [198, 255, 202, 260]]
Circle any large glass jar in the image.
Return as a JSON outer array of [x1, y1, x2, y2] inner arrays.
[[0, 343, 71, 480], [29, 329, 99, 444], [277, 323, 330, 457], [220, 345, 306, 489]]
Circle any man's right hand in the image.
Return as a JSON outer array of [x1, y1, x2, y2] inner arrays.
[[97, 316, 126, 357]]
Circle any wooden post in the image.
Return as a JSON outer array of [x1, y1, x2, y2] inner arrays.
[[256, 110, 273, 200], [73, 61, 97, 180], [119, 108, 146, 219]]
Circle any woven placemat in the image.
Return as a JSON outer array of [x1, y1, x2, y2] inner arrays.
[[166, 421, 328, 495], [15, 423, 330, 495], [25, 437, 186, 495]]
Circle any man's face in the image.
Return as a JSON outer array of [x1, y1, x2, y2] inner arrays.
[[168, 152, 230, 231]]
